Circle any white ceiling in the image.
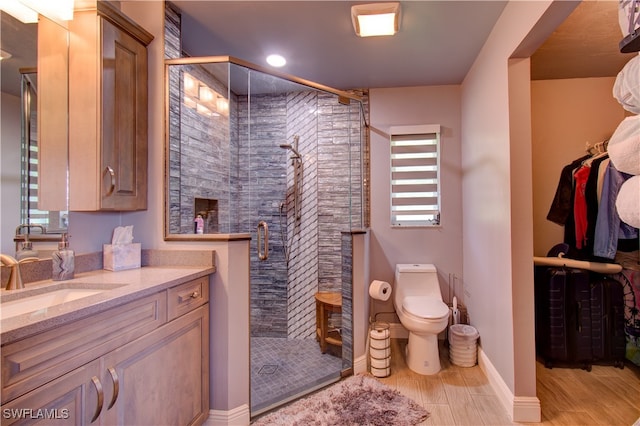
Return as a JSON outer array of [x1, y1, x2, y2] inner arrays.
[[174, 0, 638, 91], [1, 1, 636, 98]]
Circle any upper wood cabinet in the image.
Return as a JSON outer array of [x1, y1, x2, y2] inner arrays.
[[68, 1, 153, 211]]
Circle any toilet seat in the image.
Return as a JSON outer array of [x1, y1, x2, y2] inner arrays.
[[402, 296, 449, 320]]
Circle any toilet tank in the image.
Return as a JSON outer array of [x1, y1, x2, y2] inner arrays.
[[394, 264, 441, 300]]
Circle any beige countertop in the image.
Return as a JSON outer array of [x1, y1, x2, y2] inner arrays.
[[1, 265, 215, 344]]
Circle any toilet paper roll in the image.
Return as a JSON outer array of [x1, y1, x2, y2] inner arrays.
[[616, 176, 640, 228], [369, 280, 392, 301], [369, 329, 390, 349], [369, 347, 391, 359], [370, 357, 390, 369], [370, 366, 390, 378]]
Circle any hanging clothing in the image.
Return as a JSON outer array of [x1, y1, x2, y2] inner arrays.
[[573, 165, 591, 250], [546, 155, 590, 225], [584, 154, 609, 254], [593, 161, 639, 259], [548, 150, 638, 260]]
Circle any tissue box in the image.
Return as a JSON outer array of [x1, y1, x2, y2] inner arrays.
[[103, 243, 141, 271]]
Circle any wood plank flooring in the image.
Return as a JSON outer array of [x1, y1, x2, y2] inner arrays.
[[376, 338, 640, 425]]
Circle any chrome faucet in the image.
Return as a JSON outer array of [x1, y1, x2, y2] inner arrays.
[[0, 254, 39, 290]]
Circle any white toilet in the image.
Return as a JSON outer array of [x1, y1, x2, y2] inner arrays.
[[394, 263, 450, 375]]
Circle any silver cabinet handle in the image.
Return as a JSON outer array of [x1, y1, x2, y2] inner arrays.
[[107, 367, 119, 410], [104, 166, 116, 196], [257, 221, 269, 261], [90, 375, 104, 423]]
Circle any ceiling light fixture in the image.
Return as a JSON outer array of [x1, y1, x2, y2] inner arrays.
[[0, 0, 74, 24], [266, 54, 286, 67], [351, 2, 400, 37]]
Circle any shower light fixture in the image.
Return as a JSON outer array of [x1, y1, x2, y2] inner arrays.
[[183, 72, 229, 117], [351, 2, 400, 37]]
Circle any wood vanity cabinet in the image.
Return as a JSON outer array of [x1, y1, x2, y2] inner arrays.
[[0, 277, 210, 425], [67, 1, 153, 211]]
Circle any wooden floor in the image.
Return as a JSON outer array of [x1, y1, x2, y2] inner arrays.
[[376, 338, 640, 425]]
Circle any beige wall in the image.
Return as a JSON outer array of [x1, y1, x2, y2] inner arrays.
[[531, 77, 628, 257], [461, 1, 562, 420], [368, 85, 463, 320]]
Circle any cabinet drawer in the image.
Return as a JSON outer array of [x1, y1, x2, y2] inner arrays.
[[167, 277, 209, 321], [2, 292, 167, 403]]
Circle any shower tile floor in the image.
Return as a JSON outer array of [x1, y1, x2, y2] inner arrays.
[[251, 337, 343, 415]]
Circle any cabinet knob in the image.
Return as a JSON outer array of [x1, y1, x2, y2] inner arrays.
[[190, 291, 199, 299]]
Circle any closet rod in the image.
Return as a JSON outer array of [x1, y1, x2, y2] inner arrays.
[[533, 255, 622, 274]]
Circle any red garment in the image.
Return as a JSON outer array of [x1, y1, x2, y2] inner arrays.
[[573, 165, 591, 249]]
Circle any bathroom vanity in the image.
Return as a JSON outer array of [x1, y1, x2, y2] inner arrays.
[[0, 265, 213, 425]]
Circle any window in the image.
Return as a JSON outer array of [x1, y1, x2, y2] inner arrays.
[[390, 125, 440, 227]]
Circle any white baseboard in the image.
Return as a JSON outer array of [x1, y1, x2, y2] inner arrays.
[[204, 405, 250, 426], [477, 346, 541, 423], [354, 353, 368, 374]]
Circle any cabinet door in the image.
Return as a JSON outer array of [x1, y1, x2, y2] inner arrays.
[[100, 19, 148, 210], [0, 360, 104, 426], [100, 305, 209, 425]]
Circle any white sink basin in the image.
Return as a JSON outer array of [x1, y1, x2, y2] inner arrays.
[[1, 283, 125, 319]]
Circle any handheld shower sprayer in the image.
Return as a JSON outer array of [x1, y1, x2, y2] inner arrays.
[[279, 135, 301, 158]]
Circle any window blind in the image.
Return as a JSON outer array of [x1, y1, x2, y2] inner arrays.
[[390, 125, 440, 227]]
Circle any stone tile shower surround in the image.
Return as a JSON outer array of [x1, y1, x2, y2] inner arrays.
[[237, 91, 363, 340], [164, 7, 364, 343], [168, 81, 362, 340]]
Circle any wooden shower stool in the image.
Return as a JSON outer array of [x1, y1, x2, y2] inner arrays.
[[315, 292, 342, 353]]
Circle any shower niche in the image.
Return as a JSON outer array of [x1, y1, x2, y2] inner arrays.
[[164, 56, 367, 414], [194, 197, 218, 234]]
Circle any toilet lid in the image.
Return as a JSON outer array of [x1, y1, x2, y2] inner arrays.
[[402, 296, 449, 319]]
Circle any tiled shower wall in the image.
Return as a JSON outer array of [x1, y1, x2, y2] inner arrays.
[[240, 91, 363, 340], [165, 4, 364, 343]]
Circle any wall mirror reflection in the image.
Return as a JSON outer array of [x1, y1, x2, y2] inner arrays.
[[1, 11, 69, 258]]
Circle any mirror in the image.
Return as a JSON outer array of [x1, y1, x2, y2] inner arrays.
[[0, 12, 69, 256]]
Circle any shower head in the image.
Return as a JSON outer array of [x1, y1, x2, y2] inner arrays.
[[279, 143, 301, 159]]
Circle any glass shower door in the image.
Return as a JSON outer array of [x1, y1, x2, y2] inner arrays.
[[236, 64, 361, 416]]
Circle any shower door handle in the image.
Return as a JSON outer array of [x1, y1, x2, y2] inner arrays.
[[257, 221, 269, 261]]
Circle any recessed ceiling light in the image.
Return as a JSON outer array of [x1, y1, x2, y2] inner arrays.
[[266, 54, 286, 67]]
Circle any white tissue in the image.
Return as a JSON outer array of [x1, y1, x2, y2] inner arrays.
[[111, 225, 134, 245], [608, 115, 640, 176], [616, 176, 640, 228], [369, 280, 392, 301], [613, 55, 640, 114]]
